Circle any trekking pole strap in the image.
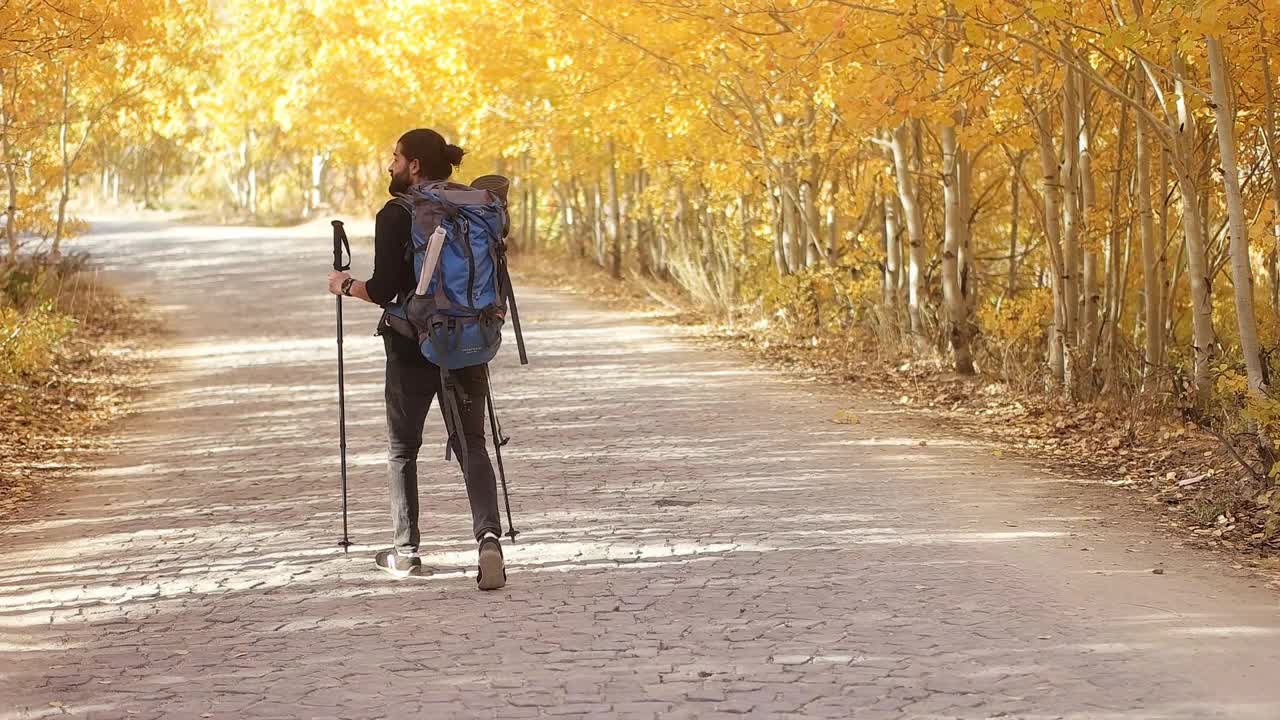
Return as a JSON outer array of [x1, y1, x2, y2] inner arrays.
[[440, 368, 471, 468]]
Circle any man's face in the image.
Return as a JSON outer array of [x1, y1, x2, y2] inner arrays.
[[387, 144, 417, 195]]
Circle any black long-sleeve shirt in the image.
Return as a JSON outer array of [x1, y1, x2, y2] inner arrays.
[[366, 201, 427, 366], [366, 202, 414, 306]]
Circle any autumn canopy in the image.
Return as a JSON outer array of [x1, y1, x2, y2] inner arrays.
[[5, 0, 1280, 439]]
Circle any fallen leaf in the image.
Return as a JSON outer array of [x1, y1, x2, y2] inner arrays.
[[832, 409, 860, 425]]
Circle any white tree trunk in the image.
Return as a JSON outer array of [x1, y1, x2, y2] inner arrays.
[[802, 177, 822, 267], [940, 120, 975, 374], [529, 174, 539, 251], [825, 176, 839, 265], [1263, 44, 1280, 312], [1173, 51, 1216, 402], [1135, 82, 1163, 385], [53, 66, 71, 255], [1101, 95, 1129, 392], [308, 152, 327, 216], [1060, 62, 1082, 394], [521, 153, 533, 251], [1157, 145, 1171, 346], [593, 180, 606, 267], [244, 127, 258, 217], [1078, 72, 1101, 384], [769, 181, 786, 275], [782, 165, 802, 272], [1207, 36, 1266, 393], [882, 190, 901, 334], [1007, 153, 1023, 296], [607, 139, 622, 278], [890, 122, 927, 349], [958, 147, 977, 323], [1033, 57, 1068, 385], [1, 68, 17, 263]]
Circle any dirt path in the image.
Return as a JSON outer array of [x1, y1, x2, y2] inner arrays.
[[2, 215, 1279, 720]]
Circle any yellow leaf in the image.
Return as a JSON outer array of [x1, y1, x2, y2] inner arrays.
[[832, 409, 861, 425]]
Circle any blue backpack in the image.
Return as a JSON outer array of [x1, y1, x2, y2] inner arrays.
[[382, 180, 527, 370]]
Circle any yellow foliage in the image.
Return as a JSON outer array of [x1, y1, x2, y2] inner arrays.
[[978, 288, 1053, 358], [9, 0, 1280, 419], [0, 303, 75, 383]]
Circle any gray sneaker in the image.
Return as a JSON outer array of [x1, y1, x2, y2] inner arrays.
[[477, 536, 506, 591], [375, 549, 422, 578]]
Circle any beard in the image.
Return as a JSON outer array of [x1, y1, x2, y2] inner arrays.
[[388, 169, 412, 196]]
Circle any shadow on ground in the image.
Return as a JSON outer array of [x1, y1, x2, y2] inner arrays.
[[1, 215, 1279, 720]]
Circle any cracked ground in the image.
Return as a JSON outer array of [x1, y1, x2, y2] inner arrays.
[[3, 216, 1280, 719]]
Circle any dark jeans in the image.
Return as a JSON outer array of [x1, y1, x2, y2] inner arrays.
[[385, 355, 501, 554]]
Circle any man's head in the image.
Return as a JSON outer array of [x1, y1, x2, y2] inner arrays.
[[387, 129, 466, 195]]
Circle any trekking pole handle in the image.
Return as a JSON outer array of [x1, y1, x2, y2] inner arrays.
[[332, 220, 351, 272]]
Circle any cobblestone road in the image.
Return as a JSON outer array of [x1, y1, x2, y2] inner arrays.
[[3, 216, 1280, 719]]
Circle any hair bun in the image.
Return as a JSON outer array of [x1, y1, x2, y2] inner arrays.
[[444, 144, 466, 166]]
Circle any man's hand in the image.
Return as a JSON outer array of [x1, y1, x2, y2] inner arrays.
[[328, 271, 351, 296]]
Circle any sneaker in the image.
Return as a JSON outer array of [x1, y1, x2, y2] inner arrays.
[[375, 549, 422, 578], [476, 534, 506, 591]]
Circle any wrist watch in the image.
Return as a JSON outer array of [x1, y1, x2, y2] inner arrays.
[[341, 277, 355, 296]]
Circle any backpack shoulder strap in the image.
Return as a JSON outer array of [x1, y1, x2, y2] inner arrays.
[[388, 196, 414, 217], [387, 197, 415, 261], [391, 193, 454, 262]]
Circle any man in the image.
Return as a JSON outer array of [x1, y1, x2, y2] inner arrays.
[[326, 128, 506, 590]]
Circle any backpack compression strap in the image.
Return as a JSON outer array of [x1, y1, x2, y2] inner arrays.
[[498, 254, 528, 366], [485, 205, 528, 366]]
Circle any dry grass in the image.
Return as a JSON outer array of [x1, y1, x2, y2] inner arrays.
[[514, 248, 706, 322], [0, 255, 157, 519]]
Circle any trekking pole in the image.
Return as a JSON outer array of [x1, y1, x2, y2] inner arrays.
[[332, 220, 352, 553], [484, 367, 519, 541]]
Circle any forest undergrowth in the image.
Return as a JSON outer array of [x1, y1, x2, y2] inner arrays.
[[0, 255, 154, 520]]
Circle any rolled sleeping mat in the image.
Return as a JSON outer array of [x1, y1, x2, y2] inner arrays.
[[470, 174, 510, 204]]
